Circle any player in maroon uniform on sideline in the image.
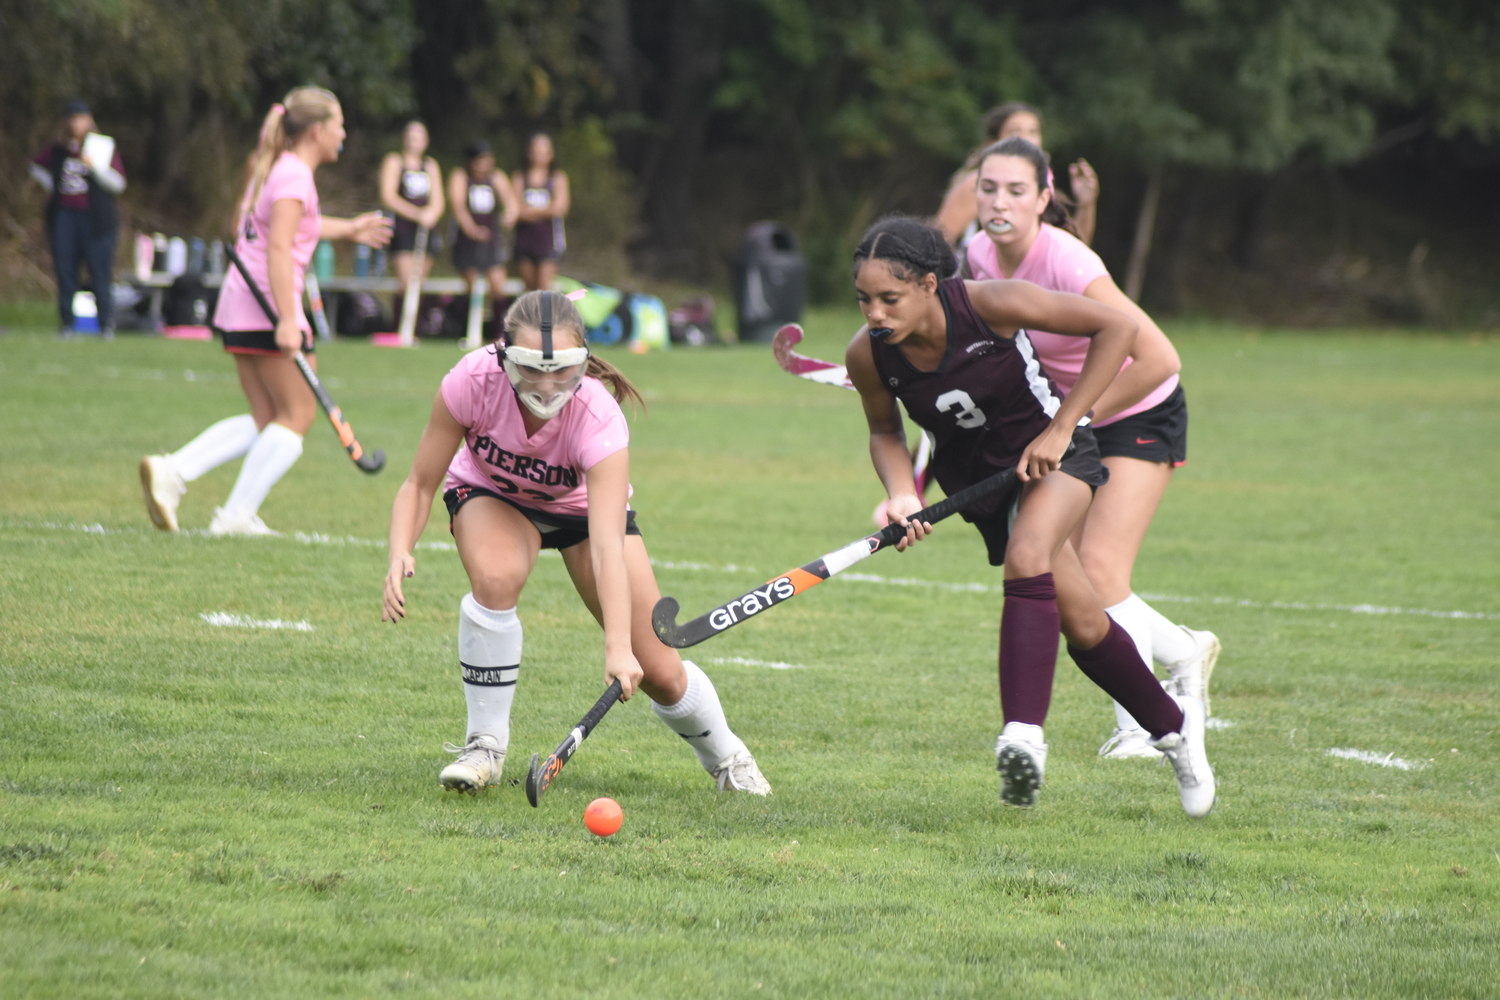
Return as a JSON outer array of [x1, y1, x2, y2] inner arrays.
[[845, 215, 1214, 816]]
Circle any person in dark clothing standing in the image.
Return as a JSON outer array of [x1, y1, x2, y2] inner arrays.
[[29, 99, 127, 338]]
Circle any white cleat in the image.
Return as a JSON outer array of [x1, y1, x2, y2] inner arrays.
[[440, 734, 505, 793], [1152, 694, 1216, 818], [1098, 726, 1164, 760], [1164, 627, 1220, 714], [208, 507, 280, 537], [995, 722, 1047, 808], [710, 749, 771, 795], [139, 455, 186, 532]]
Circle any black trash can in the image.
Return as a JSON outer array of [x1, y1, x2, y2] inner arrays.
[[733, 222, 805, 344]]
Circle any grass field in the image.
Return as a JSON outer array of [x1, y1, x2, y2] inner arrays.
[[1, 313, 1498, 998]]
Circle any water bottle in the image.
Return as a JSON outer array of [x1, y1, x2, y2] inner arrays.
[[152, 233, 169, 273], [314, 240, 336, 281], [372, 247, 388, 278], [355, 243, 371, 278], [188, 237, 205, 275], [208, 239, 225, 275], [134, 234, 155, 280], [166, 236, 188, 276]]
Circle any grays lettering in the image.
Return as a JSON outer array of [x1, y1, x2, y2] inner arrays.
[[708, 576, 798, 631]]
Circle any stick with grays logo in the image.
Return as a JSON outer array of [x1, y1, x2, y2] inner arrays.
[[526, 678, 623, 807], [222, 241, 386, 473], [652, 455, 1064, 648]]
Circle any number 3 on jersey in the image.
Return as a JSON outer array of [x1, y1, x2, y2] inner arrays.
[[935, 389, 986, 429]]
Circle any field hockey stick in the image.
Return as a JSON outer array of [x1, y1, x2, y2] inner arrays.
[[653, 461, 1035, 648], [525, 678, 623, 807], [773, 323, 935, 502], [223, 242, 386, 473], [463, 274, 487, 349], [395, 225, 428, 346], [772, 323, 854, 389], [304, 271, 332, 342]]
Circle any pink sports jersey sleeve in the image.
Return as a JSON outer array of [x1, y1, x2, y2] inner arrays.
[[569, 385, 629, 472]]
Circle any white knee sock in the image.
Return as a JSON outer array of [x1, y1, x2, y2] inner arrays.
[[1134, 596, 1195, 665], [170, 414, 258, 481], [221, 422, 302, 518], [1106, 596, 1156, 732], [458, 593, 522, 747], [652, 660, 747, 770]]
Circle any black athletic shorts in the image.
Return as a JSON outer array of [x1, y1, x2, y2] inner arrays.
[[968, 424, 1107, 567], [452, 235, 509, 273], [218, 327, 314, 356], [443, 484, 640, 550], [391, 219, 444, 255], [1091, 384, 1188, 466]]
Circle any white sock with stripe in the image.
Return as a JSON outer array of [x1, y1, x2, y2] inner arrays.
[[652, 660, 746, 770], [170, 414, 258, 481], [458, 593, 521, 747], [1106, 596, 1156, 732], [221, 422, 302, 519]]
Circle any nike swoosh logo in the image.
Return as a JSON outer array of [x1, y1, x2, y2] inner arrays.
[[1136, 437, 1158, 445]]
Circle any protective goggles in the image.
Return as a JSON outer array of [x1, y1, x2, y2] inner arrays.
[[500, 291, 590, 418]]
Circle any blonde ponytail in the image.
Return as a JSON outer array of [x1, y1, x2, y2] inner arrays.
[[238, 87, 340, 230]]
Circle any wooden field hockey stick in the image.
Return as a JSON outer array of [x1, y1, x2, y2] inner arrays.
[[396, 224, 428, 346], [223, 242, 386, 473], [525, 678, 624, 807], [653, 461, 1035, 648], [773, 323, 934, 497]]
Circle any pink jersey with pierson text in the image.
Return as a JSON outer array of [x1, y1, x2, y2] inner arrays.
[[966, 223, 1178, 426], [213, 153, 321, 332], [441, 346, 630, 516]]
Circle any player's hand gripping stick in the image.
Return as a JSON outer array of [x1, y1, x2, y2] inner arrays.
[[653, 461, 1040, 648], [222, 241, 386, 473], [525, 678, 623, 807]]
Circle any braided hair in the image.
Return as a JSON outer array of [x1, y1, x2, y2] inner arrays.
[[976, 137, 1079, 237], [851, 216, 958, 283]]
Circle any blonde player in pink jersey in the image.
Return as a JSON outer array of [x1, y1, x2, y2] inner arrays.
[[381, 291, 771, 797], [965, 136, 1220, 761], [139, 87, 390, 536]]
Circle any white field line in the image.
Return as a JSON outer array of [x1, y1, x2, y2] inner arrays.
[[707, 656, 805, 670], [7, 521, 1499, 623], [1326, 747, 1429, 771], [1205, 718, 1235, 730], [200, 612, 313, 632]]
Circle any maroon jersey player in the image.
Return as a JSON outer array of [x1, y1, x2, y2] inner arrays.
[[845, 215, 1215, 816]]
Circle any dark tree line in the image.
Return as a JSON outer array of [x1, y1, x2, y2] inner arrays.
[[3, 0, 1497, 316]]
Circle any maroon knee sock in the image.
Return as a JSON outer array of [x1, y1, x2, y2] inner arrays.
[[999, 573, 1061, 726], [1067, 619, 1185, 738]]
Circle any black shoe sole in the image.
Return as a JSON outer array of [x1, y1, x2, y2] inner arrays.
[[997, 745, 1042, 808]]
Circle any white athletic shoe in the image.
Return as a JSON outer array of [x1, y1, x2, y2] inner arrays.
[[439, 734, 505, 793], [1163, 627, 1220, 714], [208, 507, 280, 537], [710, 749, 772, 795], [1098, 726, 1164, 760], [995, 722, 1048, 808], [139, 455, 186, 532], [1151, 694, 1216, 818]]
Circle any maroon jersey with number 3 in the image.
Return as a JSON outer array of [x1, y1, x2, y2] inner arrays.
[[869, 278, 1068, 519]]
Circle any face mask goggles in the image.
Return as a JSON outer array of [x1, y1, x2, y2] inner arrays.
[[500, 291, 590, 419]]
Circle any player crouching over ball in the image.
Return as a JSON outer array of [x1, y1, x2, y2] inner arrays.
[[382, 290, 770, 797]]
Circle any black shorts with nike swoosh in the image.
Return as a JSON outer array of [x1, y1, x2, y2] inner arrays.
[[1090, 384, 1188, 466]]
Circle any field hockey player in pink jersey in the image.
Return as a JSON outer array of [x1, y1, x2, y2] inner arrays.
[[138, 88, 390, 536], [381, 291, 771, 797], [965, 136, 1220, 760]]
